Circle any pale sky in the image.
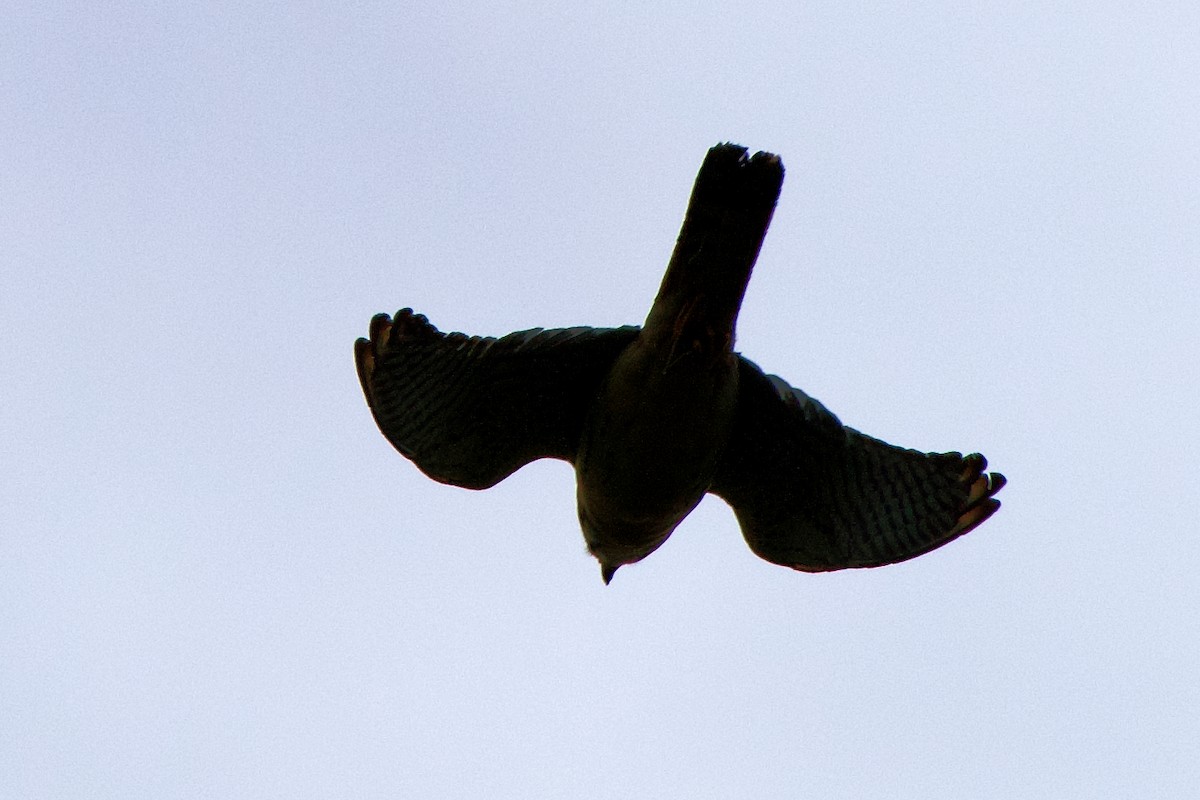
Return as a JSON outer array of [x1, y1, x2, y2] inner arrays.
[[3, 2, 1198, 798]]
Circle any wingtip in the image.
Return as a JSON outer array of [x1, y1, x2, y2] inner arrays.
[[950, 458, 1006, 539], [357, 308, 442, 403], [354, 336, 377, 407], [368, 312, 393, 351], [959, 452, 986, 481], [949, 497, 1002, 539], [960, 455, 1005, 496], [356, 312, 399, 407]]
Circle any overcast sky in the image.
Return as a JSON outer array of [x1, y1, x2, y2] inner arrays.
[[3, 2, 1198, 798]]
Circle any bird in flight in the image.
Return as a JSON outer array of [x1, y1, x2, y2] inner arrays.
[[356, 144, 1005, 583]]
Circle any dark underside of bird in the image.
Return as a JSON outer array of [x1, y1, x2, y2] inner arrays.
[[355, 143, 1005, 584]]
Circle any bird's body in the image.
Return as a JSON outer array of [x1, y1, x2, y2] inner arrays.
[[356, 144, 1005, 583], [576, 334, 740, 581]]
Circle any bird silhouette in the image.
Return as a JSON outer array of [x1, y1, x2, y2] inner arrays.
[[356, 144, 1005, 583]]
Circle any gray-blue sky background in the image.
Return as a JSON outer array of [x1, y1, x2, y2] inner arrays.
[[3, 2, 1197, 797]]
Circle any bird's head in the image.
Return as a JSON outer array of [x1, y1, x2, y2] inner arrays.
[[578, 506, 675, 585]]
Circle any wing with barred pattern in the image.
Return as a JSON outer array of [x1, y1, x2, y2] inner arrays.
[[356, 309, 640, 490], [711, 356, 1005, 571]]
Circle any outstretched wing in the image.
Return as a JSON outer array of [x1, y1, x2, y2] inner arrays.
[[710, 357, 1005, 571], [355, 309, 639, 490]]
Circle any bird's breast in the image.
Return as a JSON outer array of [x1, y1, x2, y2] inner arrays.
[[574, 338, 739, 551]]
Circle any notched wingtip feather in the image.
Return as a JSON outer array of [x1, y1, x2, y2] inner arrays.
[[390, 307, 444, 343], [354, 337, 376, 405], [949, 453, 1006, 541], [966, 474, 990, 504], [948, 497, 1001, 539], [958, 453, 985, 482], [368, 312, 393, 352], [355, 312, 398, 409]]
